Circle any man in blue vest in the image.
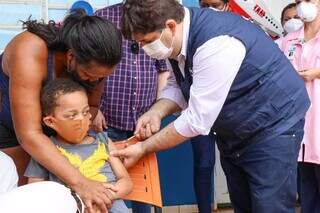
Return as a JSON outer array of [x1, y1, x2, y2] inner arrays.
[[112, 0, 310, 212]]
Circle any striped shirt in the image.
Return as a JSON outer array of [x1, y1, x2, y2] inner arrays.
[[95, 4, 167, 131]]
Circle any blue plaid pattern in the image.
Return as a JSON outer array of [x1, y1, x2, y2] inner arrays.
[[95, 4, 167, 131]]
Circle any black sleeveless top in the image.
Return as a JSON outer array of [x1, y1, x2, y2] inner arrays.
[[0, 52, 54, 131]]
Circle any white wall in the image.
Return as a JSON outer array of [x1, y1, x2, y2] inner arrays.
[[0, 0, 296, 51], [0, 0, 123, 52], [263, 0, 295, 22]]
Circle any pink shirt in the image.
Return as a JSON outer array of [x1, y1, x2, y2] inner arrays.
[[280, 27, 320, 164]]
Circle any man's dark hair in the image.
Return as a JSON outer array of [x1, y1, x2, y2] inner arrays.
[[23, 9, 122, 67], [121, 0, 185, 39], [41, 78, 86, 116], [281, 3, 297, 24]]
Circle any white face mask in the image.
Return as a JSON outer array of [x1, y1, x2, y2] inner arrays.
[[297, 1, 318, 22], [283, 18, 304, 33], [209, 4, 227, 12], [142, 29, 174, 60]]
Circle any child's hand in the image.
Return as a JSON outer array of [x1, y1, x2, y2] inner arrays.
[[103, 183, 118, 193], [103, 183, 119, 200], [106, 188, 118, 200], [90, 204, 108, 213]]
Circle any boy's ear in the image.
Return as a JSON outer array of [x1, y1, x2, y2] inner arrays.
[[43, 116, 55, 129]]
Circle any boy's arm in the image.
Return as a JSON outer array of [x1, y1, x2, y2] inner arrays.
[[24, 158, 49, 184], [107, 139, 133, 199], [28, 177, 46, 184]]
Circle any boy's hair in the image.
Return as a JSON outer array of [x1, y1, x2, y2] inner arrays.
[[41, 78, 86, 116]]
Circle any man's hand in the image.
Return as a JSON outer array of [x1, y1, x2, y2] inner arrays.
[[135, 110, 162, 140], [298, 68, 320, 82], [110, 142, 145, 168], [91, 109, 107, 132], [72, 177, 114, 213]]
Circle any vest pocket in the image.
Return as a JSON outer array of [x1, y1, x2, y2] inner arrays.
[[233, 102, 281, 140], [233, 90, 294, 140]]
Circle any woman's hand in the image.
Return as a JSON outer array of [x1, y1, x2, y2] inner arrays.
[[298, 68, 320, 82], [72, 177, 116, 213]]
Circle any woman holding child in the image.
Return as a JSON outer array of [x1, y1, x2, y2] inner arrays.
[[0, 10, 122, 213]]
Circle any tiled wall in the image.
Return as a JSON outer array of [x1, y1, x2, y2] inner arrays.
[[0, 0, 123, 51]]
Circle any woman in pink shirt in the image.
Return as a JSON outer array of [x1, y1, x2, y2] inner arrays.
[[280, 0, 320, 212]]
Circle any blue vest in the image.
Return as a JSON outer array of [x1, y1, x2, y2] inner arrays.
[[169, 8, 310, 155]]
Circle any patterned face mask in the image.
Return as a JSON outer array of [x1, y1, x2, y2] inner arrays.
[[51, 116, 90, 144]]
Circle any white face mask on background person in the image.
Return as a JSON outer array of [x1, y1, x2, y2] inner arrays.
[[297, 1, 318, 22], [209, 6, 222, 11], [209, 4, 227, 12], [283, 18, 304, 33], [142, 29, 174, 60]]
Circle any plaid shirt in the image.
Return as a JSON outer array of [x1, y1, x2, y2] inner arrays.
[[95, 4, 167, 131]]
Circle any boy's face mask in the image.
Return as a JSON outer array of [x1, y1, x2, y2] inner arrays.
[[50, 116, 91, 144]]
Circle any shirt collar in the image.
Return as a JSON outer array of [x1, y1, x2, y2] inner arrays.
[[287, 27, 305, 45], [293, 25, 320, 45], [177, 7, 190, 61], [297, 27, 305, 44], [306, 25, 320, 41]]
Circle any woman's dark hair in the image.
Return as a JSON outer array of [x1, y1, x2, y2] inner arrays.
[[121, 0, 185, 39], [281, 3, 297, 24], [22, 10, 122, 67], [41, 78, 86, 116]]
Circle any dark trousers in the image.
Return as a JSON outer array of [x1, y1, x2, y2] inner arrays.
[[299, 162, 320, 213], [107, 127, 151, 213], [220, 121, 304, 213], [191, 131, 215, 213]]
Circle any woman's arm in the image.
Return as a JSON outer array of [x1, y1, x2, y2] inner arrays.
[[87, 79, 106, 119], [5, 32, 111, 212], [298, 68, 320, 81], [107, 140, 133, 199], [8, 32, 85, 186]]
